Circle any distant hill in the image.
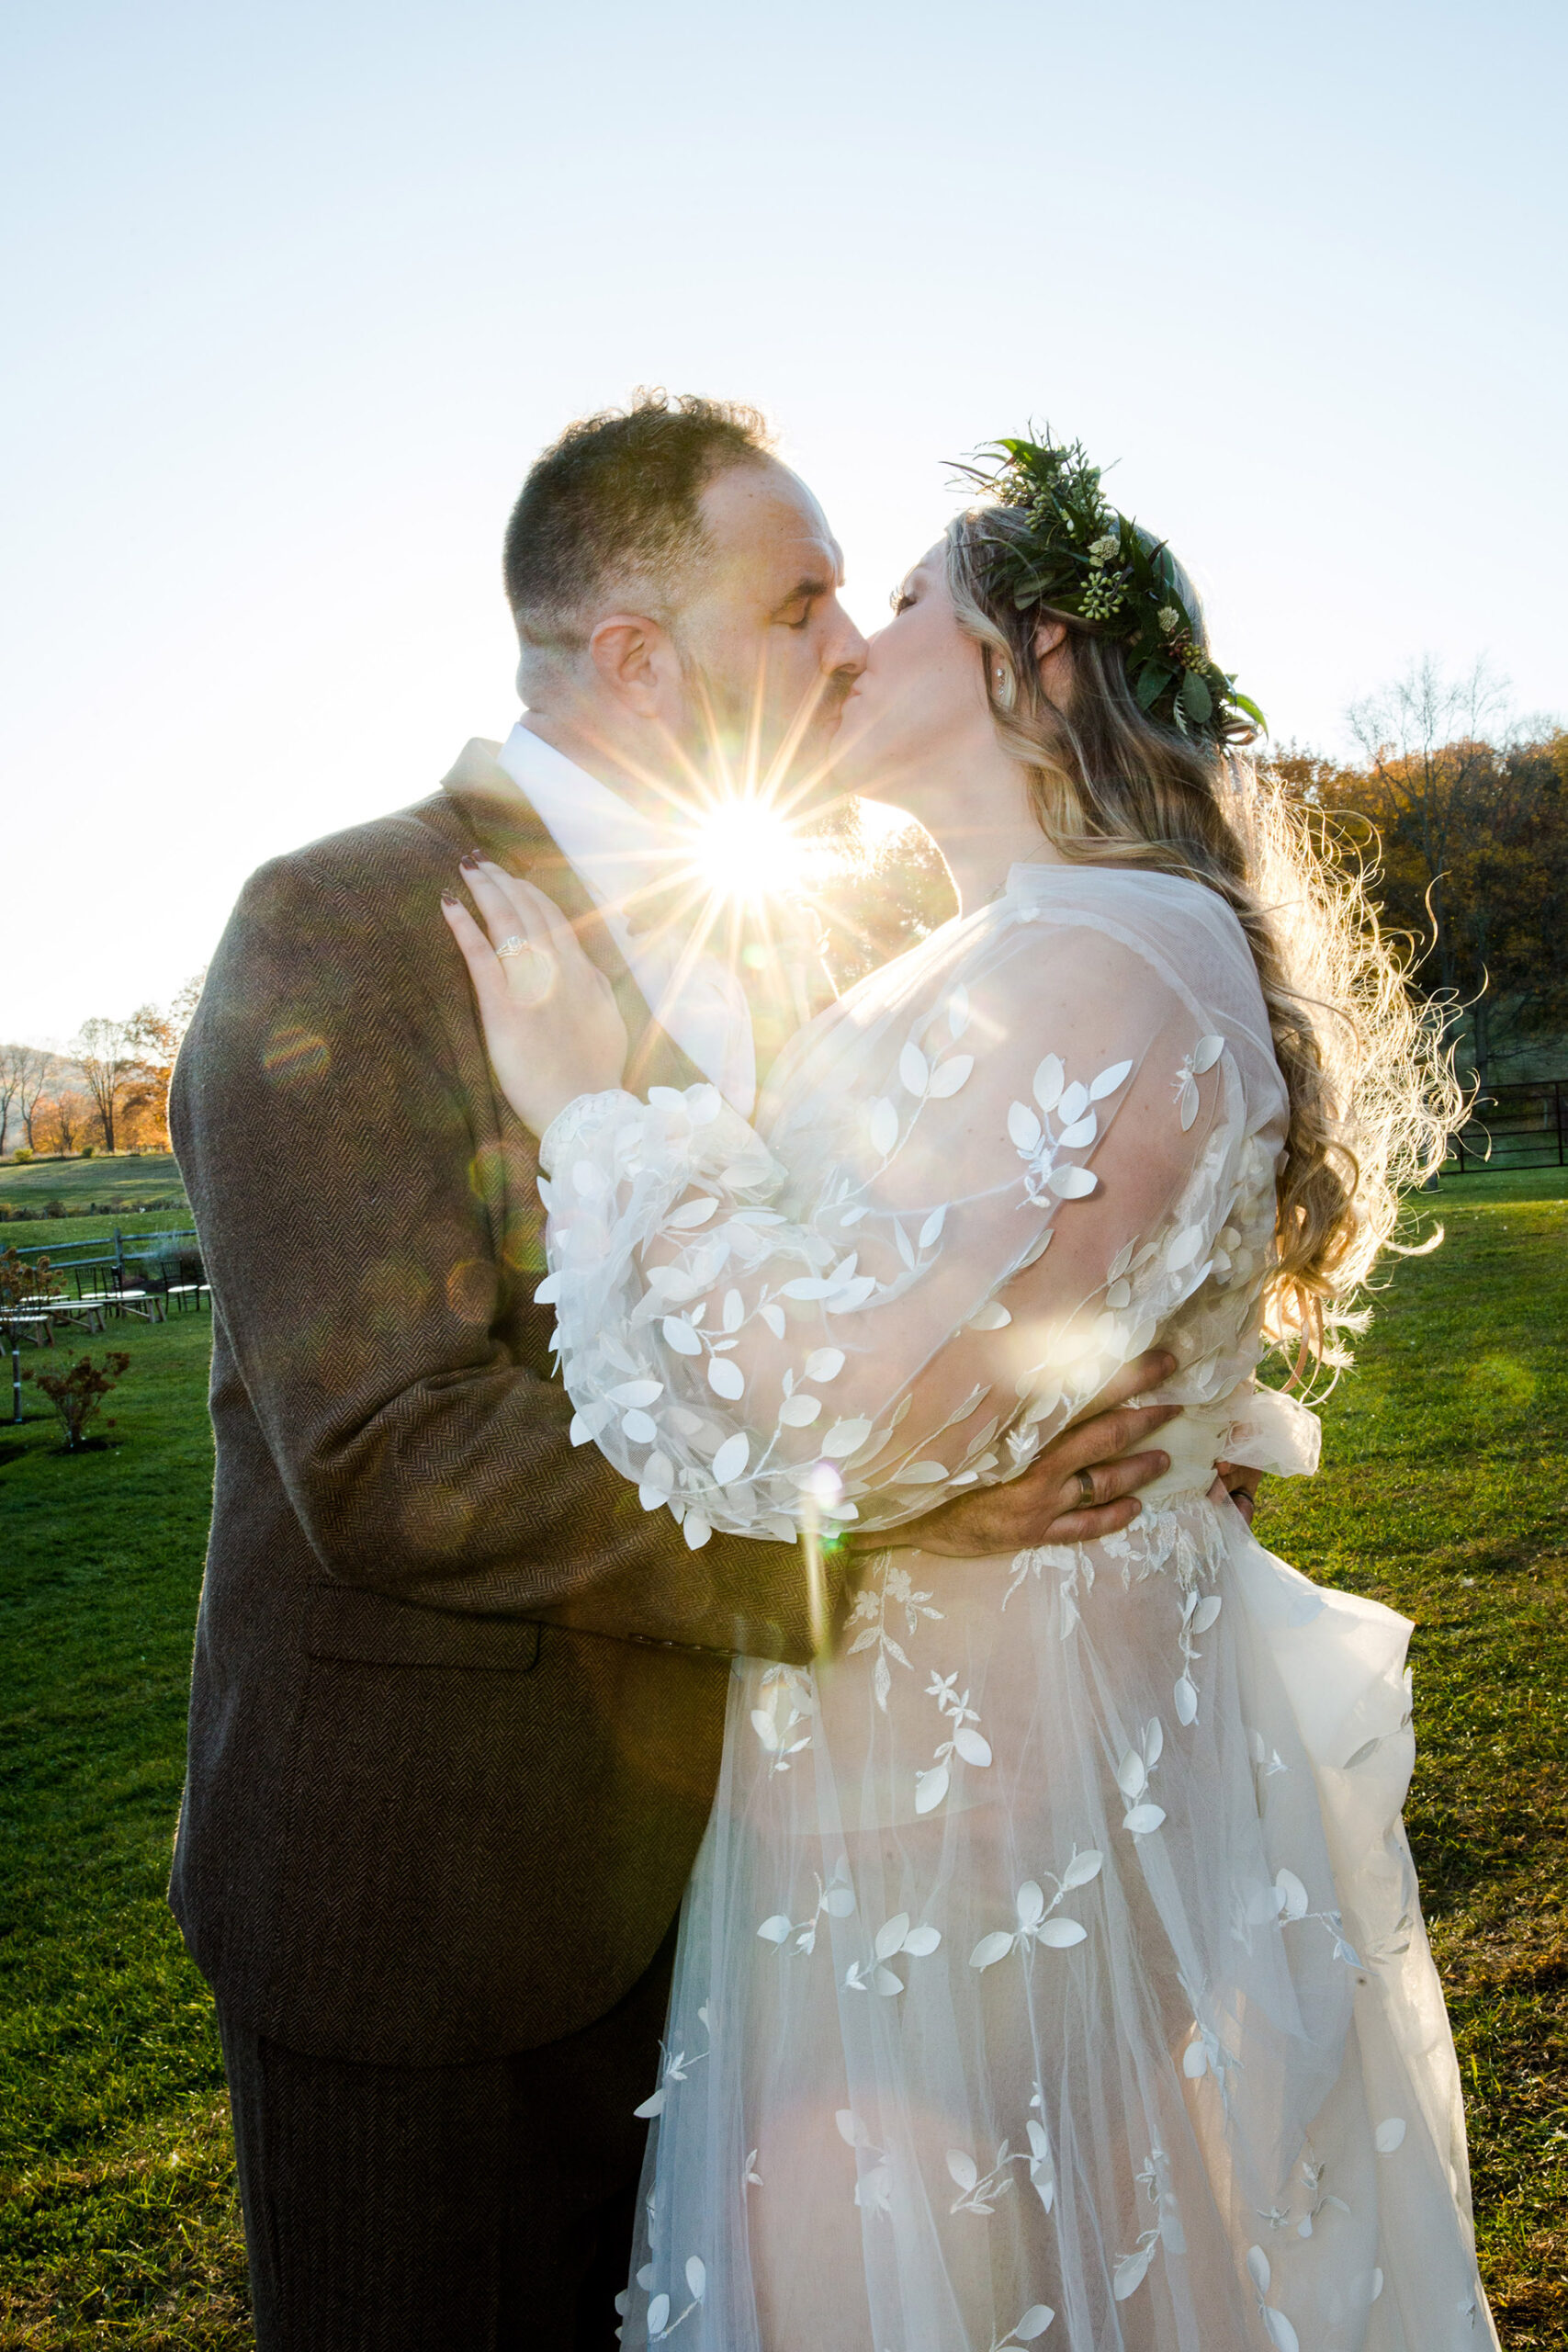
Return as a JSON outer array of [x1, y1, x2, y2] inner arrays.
[[0, 1149, 188, 1222]]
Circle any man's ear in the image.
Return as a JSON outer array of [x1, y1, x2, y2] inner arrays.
[[588, 612, 682, 718]]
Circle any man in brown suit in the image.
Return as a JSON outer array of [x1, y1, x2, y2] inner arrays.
[[169, 395, 1193, 2350]]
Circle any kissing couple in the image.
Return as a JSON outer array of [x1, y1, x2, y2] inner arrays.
[[171, 394, 1495, 2350]]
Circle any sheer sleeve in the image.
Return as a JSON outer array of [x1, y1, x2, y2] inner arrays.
[[536, 912, 1266, 1548]]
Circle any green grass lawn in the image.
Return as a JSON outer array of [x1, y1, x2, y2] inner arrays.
[[1, 1310, 243, 2347], [1, 1176, 1565, 2345], [1256, 1169, 1568, 2346]]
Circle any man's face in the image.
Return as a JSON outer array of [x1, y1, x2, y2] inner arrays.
[[674, 459, 867, 813]]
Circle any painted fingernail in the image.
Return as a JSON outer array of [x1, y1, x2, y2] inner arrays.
[[441, 892, 458, 906], [459, 850, 479, 868]]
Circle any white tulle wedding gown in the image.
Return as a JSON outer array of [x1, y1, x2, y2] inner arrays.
[[535, 863, 1496, 2351]]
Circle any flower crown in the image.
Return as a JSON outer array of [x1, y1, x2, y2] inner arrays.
[[957, 434, 1265, 750]]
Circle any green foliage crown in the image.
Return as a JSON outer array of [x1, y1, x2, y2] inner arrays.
[[961, 434, 1265, 750]]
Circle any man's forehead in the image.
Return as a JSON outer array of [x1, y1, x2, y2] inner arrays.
[[701, 458, 842, 582]]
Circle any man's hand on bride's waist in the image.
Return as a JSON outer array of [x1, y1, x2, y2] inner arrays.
[[443, 858, 628, 1137], [855, 1350, 1183, 1559]]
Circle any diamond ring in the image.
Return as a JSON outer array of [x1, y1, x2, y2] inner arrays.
[[495, 933, 529, 959]]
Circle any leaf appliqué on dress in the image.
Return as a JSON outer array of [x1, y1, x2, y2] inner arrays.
[[970, 1850, 1102, 1970]]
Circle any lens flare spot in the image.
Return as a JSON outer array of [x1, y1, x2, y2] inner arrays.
[[262, 1025, 331, 1082], [692, 799, 806, 904]]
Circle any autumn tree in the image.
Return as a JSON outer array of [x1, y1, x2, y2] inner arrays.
[[1262, 662, 1568, 1087], [73, 1017, 141, 1152], [807, 800, 958, 991], [0, 1047, 25, 1157], [1343, 658, 1513, 1000], [39, 1087, 89, 1156], [66, 976, 204, 1152], [14, 1046, 52, 1150], [119, 973, 205, 1147]]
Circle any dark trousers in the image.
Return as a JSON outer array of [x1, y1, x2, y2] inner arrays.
[[218, 1923, 676, 2352]]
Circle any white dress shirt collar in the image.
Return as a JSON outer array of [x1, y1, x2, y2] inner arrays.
[[495, 721, 756, 1116]]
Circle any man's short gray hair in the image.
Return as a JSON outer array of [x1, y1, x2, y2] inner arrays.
[[502, 390, 774, 661]]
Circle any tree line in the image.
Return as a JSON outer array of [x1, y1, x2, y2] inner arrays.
[[5, 656, 1562, 1160], [0, 975, 204, 1159], [1261, 660, 1566, 1089], [813, 657, 1565, 1095]]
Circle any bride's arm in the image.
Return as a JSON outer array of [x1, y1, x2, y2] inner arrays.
[[538, 981, 1219, 1544], [449, 872, 1251, 1548]]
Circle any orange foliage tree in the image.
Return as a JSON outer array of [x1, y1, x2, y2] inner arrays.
[[1263, 662, 1568, 1086], [66, 973, 207, 1153]]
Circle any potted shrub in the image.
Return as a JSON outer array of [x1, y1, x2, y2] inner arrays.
[[2, 1245, 58, 1316]]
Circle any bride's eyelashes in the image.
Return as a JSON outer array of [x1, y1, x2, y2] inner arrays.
[[890, 587, 918, 616]]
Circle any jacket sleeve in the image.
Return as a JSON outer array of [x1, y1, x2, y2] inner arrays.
[[171, 847, 837, 1663]]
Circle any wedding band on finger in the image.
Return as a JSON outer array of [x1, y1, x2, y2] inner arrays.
[[1069, 1468, 1095, 1507]]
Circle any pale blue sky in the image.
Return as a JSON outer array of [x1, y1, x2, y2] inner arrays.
[[4, 0, 1563, 1041]]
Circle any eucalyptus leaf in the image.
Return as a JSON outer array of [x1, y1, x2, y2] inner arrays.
[[1179, 667, 1213, 723]]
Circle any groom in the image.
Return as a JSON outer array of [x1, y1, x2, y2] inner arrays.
[[170, 392, 1200, 2351]]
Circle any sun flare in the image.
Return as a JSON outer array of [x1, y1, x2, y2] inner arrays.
[[690, 798, 807, 904]]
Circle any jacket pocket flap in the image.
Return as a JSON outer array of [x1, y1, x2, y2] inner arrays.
[[305, 1585, 541, 1672]]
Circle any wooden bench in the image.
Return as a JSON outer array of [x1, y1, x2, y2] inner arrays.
[[3, 1309, 60, 1348], [72, 1287, 166, 1325], [2, 1299, 107, 1345]]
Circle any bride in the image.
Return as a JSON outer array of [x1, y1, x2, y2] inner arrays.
[[444, 435, 1494, 2350]]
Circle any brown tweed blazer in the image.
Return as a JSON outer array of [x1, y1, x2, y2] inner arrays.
[[168, 758, 835, 2064]]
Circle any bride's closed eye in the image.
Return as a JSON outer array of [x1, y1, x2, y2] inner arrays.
[[890, 584, 919, 616]]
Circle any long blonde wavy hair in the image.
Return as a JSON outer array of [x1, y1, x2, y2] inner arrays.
[[945, 504, 1462, 1373]]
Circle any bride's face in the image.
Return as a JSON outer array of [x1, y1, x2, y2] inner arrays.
[[831, 544, 997, 808]]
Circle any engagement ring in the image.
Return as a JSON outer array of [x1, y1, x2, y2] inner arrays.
[[495, 934, 529, 958]]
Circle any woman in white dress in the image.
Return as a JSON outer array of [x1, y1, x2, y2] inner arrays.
[[446, 436, 1493, 2350]]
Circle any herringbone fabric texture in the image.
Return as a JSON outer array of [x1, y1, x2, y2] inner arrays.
[[170, 774, 831, 2064], [218, 1914, 678, 2349]]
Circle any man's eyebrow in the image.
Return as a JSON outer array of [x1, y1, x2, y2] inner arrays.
[[769, 573, 833, 617]]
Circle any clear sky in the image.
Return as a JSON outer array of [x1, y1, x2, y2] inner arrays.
[[4, 0, 1563, 1043]]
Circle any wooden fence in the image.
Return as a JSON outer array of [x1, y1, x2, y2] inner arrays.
[[1446, 1079, 1568, 1173]]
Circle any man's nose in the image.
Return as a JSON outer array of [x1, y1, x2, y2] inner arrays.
[[825, 601, 869, 678]]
